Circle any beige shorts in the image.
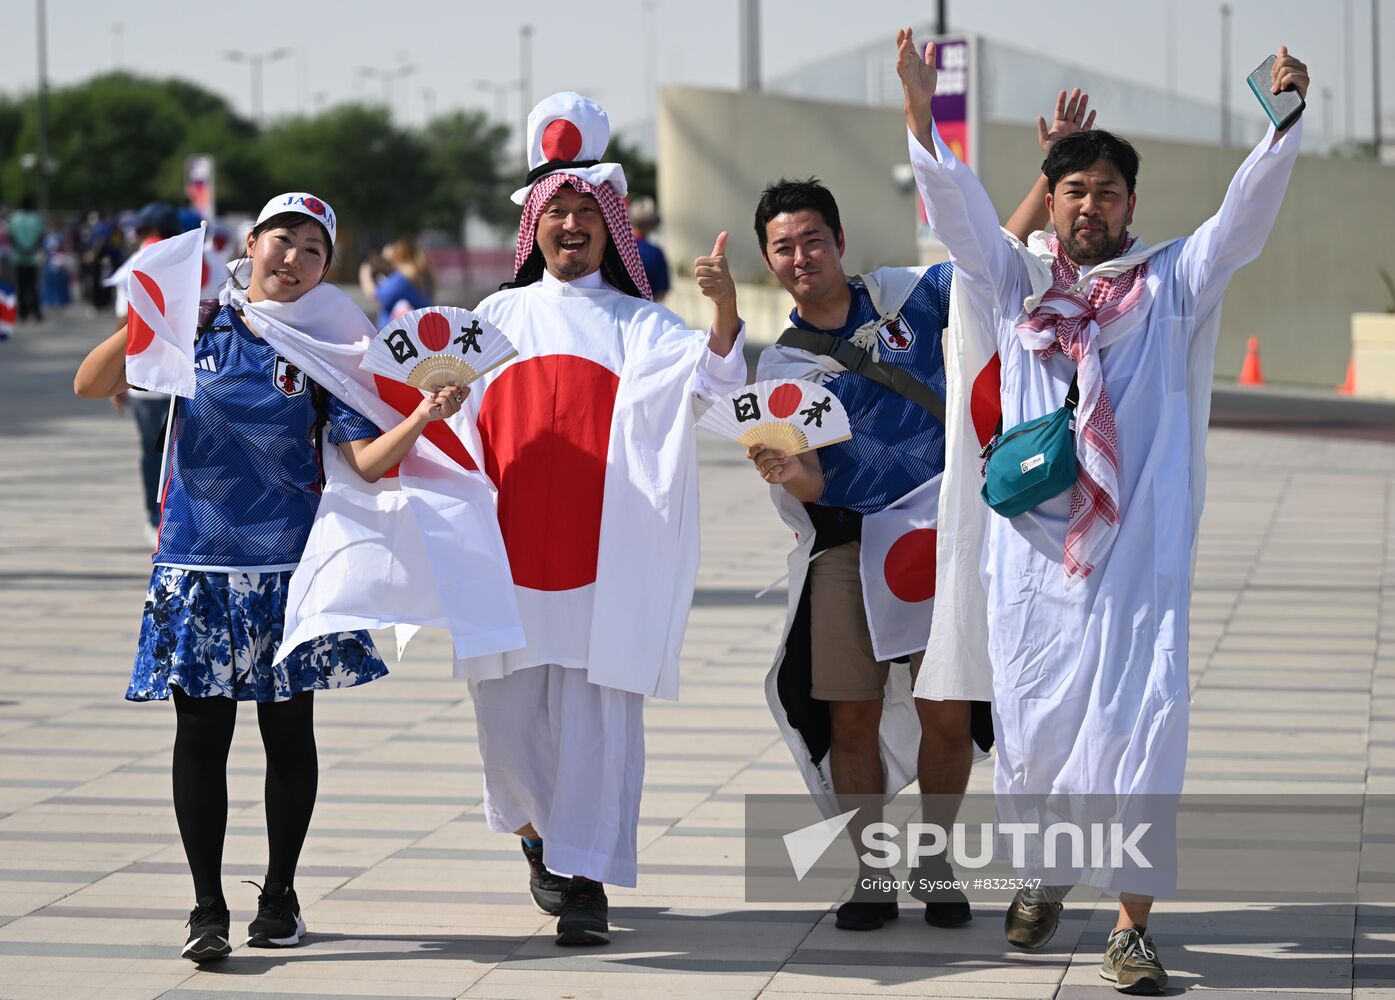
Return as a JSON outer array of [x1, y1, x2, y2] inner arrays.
[[807, 541, 923, 701]]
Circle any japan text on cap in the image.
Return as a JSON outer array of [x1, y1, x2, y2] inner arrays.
[[511, 92, 628, 205], [256, 192, 337, 245]]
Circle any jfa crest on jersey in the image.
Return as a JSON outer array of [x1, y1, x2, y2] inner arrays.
[[273, 355, 308, 397], [876, 314, 915, 353]]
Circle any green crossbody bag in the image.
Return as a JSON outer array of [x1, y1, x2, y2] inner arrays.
[[979, 372, 1079, 518]]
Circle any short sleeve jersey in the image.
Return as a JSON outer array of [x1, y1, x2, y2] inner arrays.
[[153, 306, 381, 571], [374, 272, 430, 327], [792, 263, 953, 515], [635, 237, 671, 297]]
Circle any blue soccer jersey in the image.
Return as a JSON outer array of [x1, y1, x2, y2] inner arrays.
[[792, 264, 953, 515], [153, 306, 382, 570]]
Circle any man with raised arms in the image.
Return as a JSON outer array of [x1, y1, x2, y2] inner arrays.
[[898, 27, 1308, 994]]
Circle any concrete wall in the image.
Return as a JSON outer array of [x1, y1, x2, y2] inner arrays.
[[658, 84, 1395, 389]]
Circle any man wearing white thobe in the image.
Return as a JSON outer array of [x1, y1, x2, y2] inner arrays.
[[452, 92, 746, 947], [897, 29, 1310, 994]]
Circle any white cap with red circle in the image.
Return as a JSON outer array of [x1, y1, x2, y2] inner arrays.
[[255, 192, 338, 245], [510, 92, 628, 205]]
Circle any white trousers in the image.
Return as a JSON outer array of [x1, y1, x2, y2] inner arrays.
[[470, 663, 646, 887]]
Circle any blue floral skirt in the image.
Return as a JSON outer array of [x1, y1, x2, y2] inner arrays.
[[128, 566, 388, 703]]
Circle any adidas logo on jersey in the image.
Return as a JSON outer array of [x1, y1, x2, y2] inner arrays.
[[195, 356, 218, 373]]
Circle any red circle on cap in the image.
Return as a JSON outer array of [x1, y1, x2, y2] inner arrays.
[[884, 528, 937, 603], [417, 311, 450, 351], [767, 383, 802, 419], [541, 119, 584, 162], [302, 196, 326, 218], [125, 270, 164, 355]]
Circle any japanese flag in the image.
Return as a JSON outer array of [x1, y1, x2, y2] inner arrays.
[[916, 271, 1003, 702], [859, 474, 941, 662], [0, 284, 14, 338], [123, 224, 205, 398]]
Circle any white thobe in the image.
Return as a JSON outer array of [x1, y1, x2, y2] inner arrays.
[[456, 270, 746, 886], [910, 122, 1301, 839]]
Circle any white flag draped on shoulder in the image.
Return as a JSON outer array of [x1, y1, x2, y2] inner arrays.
[[860, 474, 941, 662], [208, 261, 524, 664], [916, 270, 1002, 702], [123, 225, 205, 398]]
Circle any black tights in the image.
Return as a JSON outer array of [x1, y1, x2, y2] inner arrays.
[[171, 688, 319, 903]]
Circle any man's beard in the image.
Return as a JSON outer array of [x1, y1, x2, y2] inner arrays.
[[1059, 222, 1128, 268]]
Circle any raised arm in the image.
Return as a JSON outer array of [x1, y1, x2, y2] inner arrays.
[[897, 28, 1022, 315], [1177, 46, 1308, 316], [74, 326, 131, 398]]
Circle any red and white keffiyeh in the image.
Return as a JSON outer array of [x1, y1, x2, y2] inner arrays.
[[1016, 235, 1148, 580], [514, 172, 653, 301]]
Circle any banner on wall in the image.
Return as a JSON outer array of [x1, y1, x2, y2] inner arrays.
[[915, 35, 979, 262]]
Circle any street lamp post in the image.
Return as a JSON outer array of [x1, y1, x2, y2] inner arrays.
[[112, 21, 123, 71], [35, 0, 51, 215], [223, 47, 291, 125], [1219, 4, 1232, 147], [519, 25, 534, 155], [1374, 0, 1383, 158], [358, 61, 418, 121]]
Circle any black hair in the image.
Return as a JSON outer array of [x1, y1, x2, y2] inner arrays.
[[1042, 130, 1141, 195], [248, 211, 334, 274], [19, 195, 36, 211], [753, 177, 842, 256], [500, 181, 645, 298], [503, 242, 644, 299]]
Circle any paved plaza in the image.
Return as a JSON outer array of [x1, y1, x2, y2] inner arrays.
[[3, 310, 1395, 998]]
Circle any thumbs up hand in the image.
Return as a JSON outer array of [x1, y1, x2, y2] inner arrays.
[[694, 231, 736, 308]]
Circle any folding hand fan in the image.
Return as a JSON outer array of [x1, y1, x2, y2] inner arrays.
[[697, 379, 852, 454], [361, 307, 518, 390]]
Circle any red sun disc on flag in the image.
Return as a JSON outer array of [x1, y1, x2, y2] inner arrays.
[[478, 355, 620, 592], [125, 270, 165, 355], [417, 311, 450, 351], [970, 353, 1002, 448], [767, 382, 803, 419], [883, 528, 937, 603], [541, 119, 583, 162]]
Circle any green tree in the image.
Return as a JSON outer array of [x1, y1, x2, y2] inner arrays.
[[258, 104, 433, 244], [608, 135, 657, 205], [418, 109, 513, 232], [0, 73, 261, 212]]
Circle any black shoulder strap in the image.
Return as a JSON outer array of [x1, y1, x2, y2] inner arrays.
[[776, 327, 946, 426]]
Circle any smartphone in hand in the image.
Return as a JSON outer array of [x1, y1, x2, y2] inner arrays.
[[1246, 54, 1304, 131]]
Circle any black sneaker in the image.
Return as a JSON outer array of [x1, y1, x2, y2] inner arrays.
[[834, 879, 899, 931], [910, 857, 972, 928], [523, 839, 568, 916], [182, 897, 231, 962], [244, 880, 306, 948], [555, 877, 609, 946]]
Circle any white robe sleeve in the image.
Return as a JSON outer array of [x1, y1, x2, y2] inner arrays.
[[693, 321, 748, 401], [907, 123, 1027, 328], [1175, 120, 1303, 322]]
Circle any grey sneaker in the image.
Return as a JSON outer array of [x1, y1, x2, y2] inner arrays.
[[522, 839, 568, 916], [1004, 884, 1070, 949], [1099, 925, 1167, 995]]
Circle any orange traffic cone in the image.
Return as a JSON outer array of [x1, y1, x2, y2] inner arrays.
[[1238, 336, 1264, 386], [1338, 354, 1357, 395]]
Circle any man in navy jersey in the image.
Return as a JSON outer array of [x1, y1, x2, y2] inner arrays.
[[750, 90, 1095, 934]]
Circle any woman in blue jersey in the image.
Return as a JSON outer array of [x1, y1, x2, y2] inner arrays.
[[74, 193, 466, 963]]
